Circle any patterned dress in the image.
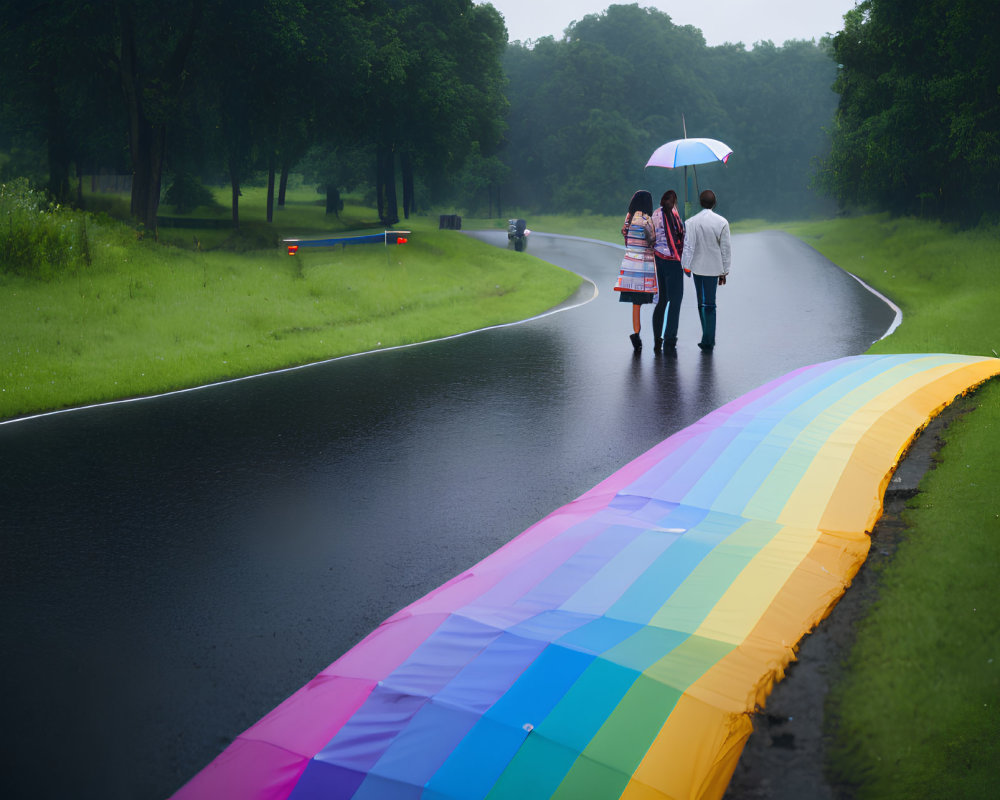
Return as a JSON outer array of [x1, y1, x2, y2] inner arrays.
[[614, 211, 657, 304]]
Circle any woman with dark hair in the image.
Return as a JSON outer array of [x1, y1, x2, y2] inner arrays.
[[613, 189, 656, 351], [651, 189, 686, 351]]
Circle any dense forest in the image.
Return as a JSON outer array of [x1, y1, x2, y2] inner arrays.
[[0, 0, 508, 228], [821, 0, 1000, 222], [0, 1, 996, 226]]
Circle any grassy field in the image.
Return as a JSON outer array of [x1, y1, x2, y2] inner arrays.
[[0, 191, 580, 420]]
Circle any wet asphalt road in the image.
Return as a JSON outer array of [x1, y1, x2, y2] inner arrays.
[[0, 231, 895, 799]]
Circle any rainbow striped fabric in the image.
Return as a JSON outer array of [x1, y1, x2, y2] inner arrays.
[[175, 353, 1000, 800]]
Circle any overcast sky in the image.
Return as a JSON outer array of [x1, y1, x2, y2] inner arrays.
[[480, 0, 858, 47]]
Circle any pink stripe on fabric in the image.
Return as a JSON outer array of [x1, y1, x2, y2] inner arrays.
[[174, 678, 376, 800], [172, 738, 308, 800]]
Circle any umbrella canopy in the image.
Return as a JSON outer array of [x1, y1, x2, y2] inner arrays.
[[173, 353, 1000, 800], [646, 137, 733, 169]]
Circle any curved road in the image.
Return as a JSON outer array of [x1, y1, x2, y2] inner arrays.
[[0, 231, 894, 800]]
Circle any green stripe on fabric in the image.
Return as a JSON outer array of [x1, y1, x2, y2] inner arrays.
[[649, 518, 782, 630], [742, 355, 957, 521], [553, 637, 735, 798], [551, 674, 686, 799]]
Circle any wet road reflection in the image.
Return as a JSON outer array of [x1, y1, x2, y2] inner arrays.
[[0, 231, 894, 799]]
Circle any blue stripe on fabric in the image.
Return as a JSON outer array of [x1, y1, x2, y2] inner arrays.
[[532, 656, 642, 759], [353, 700, 481, 799], [424, 645, 595, 799], [513, 524, 644, 614], [352, 631, 550, 798], [606, 509, 740, 625], [506, 608, 598, 645], [617, 357, 874, 513], [555, 616, 645, 655], [558, 525, 684, 617], [683, 354, 924, 515]]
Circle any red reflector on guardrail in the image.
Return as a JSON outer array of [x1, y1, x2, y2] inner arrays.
[[396, 238, 407, 244], [287, 245, 299, 255]]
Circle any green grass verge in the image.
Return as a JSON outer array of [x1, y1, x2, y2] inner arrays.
[[774, 215, 1000, 799], [0, 206, 579, 420]]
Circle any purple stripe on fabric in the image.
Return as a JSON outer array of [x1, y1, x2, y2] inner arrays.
[[351, 632, 552, 796]]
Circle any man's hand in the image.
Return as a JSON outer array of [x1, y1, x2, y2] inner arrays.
[[718, 275, 727, 286]]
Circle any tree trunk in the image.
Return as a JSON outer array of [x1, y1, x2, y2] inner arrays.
[[266, 155, 276, 223], [278, 162, 290, 208], [44, 81, 72, 203], [116, 0, 205, 231], [326, 186, 342, 217], [229, 161, 240, 228], [401, 151, 414, 219], [377, 144, 399, 226], [376, 145, 386, 223]]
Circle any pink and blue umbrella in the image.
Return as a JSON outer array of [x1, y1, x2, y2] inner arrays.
[[646, 138, 733, 169]]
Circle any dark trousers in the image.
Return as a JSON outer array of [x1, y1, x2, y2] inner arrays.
[[652, 256, 684, 344], [692, 273, 718, 347]]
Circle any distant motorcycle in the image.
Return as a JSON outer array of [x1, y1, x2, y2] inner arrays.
[[507, 218, 529, 252]]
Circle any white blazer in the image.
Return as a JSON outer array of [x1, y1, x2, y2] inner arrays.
[[681, 208, 731, 277]]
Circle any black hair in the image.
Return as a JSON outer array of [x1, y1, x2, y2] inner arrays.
[[626, 190, 653, 221], [699, 189, 717, 209]]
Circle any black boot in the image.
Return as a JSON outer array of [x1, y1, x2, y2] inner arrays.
[[630, 332, 642, 351], [653, 337, 663, 352], [664, 337, 677, 350]]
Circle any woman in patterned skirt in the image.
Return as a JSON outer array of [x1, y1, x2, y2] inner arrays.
[[614, 190, 657, 351]]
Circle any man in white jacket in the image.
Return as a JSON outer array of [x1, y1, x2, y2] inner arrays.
[[681, 189, 731, 351]]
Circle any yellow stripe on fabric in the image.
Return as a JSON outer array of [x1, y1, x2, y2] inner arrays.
[[689, 523, 823, 646], [645, 519, 781, 634], [778, 359, 971, 531], [819, 359, 1000, 534], [741, 355, 960, 525], [621, 530, 870, 800]]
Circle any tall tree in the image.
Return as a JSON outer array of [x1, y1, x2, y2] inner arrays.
[[822, 0, 1000, 219], [360, 0, 507, 225], [115, 0, 207, 230], [0, 1, 122, 201]]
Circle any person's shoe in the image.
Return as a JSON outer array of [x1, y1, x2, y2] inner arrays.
[[653, 337, 663, 352], [630, 333, 642, 351], [698, 342, 714, 352], [664, 337, 677, 350]]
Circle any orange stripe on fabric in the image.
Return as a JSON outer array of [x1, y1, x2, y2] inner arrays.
[[819, 360, 1000, 534], [621, 529, 869, 800]]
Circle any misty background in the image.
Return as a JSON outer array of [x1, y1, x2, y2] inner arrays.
[[1, 1, 996, 227]]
